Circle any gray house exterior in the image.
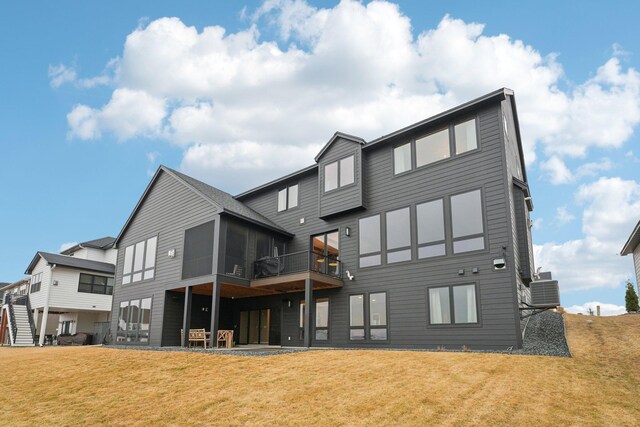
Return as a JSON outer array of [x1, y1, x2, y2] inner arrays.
[[110, 88, 535, 350]]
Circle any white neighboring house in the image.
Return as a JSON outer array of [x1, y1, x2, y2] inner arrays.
[[621, 220, 640, 294], [24, 237, 117, 346]]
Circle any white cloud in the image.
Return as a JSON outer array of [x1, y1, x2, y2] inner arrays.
[[48, 64, 77, 88], [555, 206, 575, 225], [531, 218, 543, 230], [146, 151, 159, 163], [48, 59, 116, 89], [58, 242, 78, 253], [534, 177, 640, 292], [540, 155, 573, 184], [565, 301, 627, 316], [62, 1, 640, 191]]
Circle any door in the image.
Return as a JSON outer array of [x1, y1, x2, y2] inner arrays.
[[311, 231, 340, 275], [239, 309, 271, 345]]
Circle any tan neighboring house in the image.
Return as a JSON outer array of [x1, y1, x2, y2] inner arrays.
[[621, 220, 640, 293]]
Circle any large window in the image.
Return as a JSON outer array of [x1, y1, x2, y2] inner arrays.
[[182, 221, 214, 280], [416, 199, 446, 258], [450, 189, 485, 253], [416, 128, 450, 167], [311, 231, 340, 276], [78, 273, 114, 295], [30, 272, 42, 293], [349, 292, 388, 341], [393, 117, 479, 175], [225, 221, 248, 278], [324, 155, 355, 192], [454, 118, 478, 154], [315, 297, 329, 340], [386, 207, 411, 263], [122, 236, 157, 285], [393, 142, 412, 174], [359, 215, 382, 267], [349, 295, 365, 340], [429, 284, 477, 325], [277, 184, 299, 212], [117, 297, 152, 343]]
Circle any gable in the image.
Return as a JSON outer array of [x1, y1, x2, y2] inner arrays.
[[315, 132, 365, 162]]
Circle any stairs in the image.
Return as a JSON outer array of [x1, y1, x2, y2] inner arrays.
[[11, 305, 35, 346]]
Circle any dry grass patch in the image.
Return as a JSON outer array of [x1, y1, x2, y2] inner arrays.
[[1, 313, 639, 426]]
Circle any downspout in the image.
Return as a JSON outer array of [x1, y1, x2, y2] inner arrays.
[[38, 264, 56, 347]]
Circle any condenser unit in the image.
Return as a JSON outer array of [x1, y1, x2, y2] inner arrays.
[[530, 280, 560, 307]]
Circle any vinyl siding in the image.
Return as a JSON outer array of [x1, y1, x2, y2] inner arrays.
[[110, 170, 219, 346], [633, 245, 640, 287], [240, 104, 524, 349]]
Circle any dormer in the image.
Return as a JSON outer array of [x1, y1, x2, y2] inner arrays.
[[315, 132, 366, 218]]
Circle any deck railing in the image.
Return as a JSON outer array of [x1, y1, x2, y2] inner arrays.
[[253, 251, 342, 280]]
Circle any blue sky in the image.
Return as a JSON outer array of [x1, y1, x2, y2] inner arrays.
[[1, 1, 639, 314]]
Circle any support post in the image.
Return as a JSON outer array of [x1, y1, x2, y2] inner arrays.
[[303, 278, 312, 347], [182, 286, 193, 347], [39, 265, 56, 346], [209, 281, 220, 348]]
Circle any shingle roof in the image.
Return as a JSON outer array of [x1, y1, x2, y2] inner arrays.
[[25, 252, 115, 275], [60, 236, 116, 255]]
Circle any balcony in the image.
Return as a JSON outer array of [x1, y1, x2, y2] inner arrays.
[[250, 251, 343, 293]]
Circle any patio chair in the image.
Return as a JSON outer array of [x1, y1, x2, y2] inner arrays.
[[216, 330, 234, 349], [188, 328, 207, 349]]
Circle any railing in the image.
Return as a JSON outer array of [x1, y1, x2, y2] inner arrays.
[[4, 294, 36, 345], [15, 295, 36, 343], [5, 294, 17, 344], [253, 251, 342, 280]]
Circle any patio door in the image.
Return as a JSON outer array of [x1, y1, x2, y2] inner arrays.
[[239, 309, 270, 345], [311, 231, 340, 275]]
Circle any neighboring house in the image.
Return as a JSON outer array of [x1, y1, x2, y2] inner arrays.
[[0, 279, 31, 346], [110, 88, 537, 350], [621, 220, 640, 293], [21, 237, 117, 346]]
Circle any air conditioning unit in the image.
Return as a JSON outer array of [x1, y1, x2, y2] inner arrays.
[[530, 280, 560, 307]]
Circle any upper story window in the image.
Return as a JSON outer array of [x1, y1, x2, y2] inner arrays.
[[30, 272, 42, 293], [358, 214, 382, 267], [277, 184, 298, 212], [324, 155, 355, 192], [393, 118, 478, 175], [182, 221, 214, 280], [78, 273, 114, 295], [450, 189, 485, 253], [122, 236, 157, 285], [385, 207, 411, 263], [416, 199, 446, 258]]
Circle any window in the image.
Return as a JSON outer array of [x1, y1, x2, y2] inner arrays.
[[324, 155, 355, 192], [182, 221, 214, 280], [386, 207, 411, 263], [416, 199, 446, 258], [369, 292, 387, 340], [30, 272, 42, 293], [225, 221, 248, 277], [122, 236, 157, 285], [340, 155, 355, 187], [311, 231, 340, 276], [429, 284, 478, 325], [394, 142, 412, 174], [117, 297, 152, 343], [277, 184, 299, 212], [416, 128, 450, 167], [315, 298, 329, 340], [78, 273, 114, 295], [450, 190, 485, 253], [359, 215, 381, 267], [349, 295, 365, 340], [454, 118, 478, 155], [299, 300, 305, 340]]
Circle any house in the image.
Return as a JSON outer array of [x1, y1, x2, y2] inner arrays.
[[16, 237, 117, 346], [0, 278, 31, 346], [110, 88, 536, 350], [621, 220, 640, 292]]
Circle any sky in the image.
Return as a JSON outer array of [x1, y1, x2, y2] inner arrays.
[[1, 0, 639, 315]]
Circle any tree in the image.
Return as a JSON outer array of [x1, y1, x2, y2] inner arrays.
[[625, 281, 639, 313]]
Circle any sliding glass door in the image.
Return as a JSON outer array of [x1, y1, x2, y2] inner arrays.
[[239, 309, 271, 345], [311, 231, 339, 275]]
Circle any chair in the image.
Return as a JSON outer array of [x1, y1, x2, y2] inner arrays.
[[188, 328, 207, 349], [216, 330, 234, 349]]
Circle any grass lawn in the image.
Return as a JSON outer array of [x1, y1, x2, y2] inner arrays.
[[1, 313, 639, 426]]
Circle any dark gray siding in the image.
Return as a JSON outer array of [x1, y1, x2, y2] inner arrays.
[[110, 170, 219, 346], [240, 104, 524, 349], [318, 138, 365, 218]]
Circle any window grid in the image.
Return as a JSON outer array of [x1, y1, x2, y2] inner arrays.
[[428, 284, 478, 325], [349, 292, 388, 341], [277, 184, 299, 212], [122, 236, 158, 285], [30, 272, 42, 293], [116, 297, 152, 343], [358, 214, 382, 268], [324, 155, 355, 192], [78, 273, 114, 295], [385, 207, 412, 264], [314, 297, 329, 341]]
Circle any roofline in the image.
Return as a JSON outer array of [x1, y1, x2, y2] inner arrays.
[[235, 164, 318, 199], [507, 91, 529, 184], [314, 131, 366, 162], [364, 88, 511, 150], [621, 220, 640, 255], [25, 251, 115, 275], [221, 210, 294, 238]]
